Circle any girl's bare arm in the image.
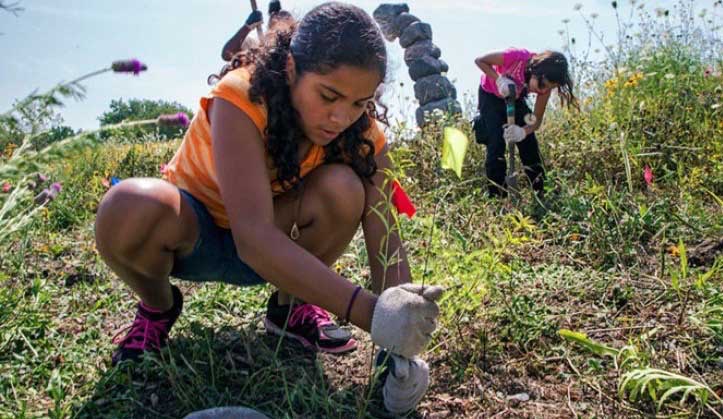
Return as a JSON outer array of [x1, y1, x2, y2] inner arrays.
[[474, 51, 505, 79], [210, 98, 377, 331], [361, 144, 412, 295]]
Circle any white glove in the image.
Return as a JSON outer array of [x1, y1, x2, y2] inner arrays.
[[381, 352, 430, 414], [496, 75, 516, 98], [371, 284, 444, 359], [503, 124, 526, 144]]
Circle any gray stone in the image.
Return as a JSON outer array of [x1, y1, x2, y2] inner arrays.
[[404, 40, 441, 64], [373, 4, 410, 41], [414, 74, 457, 105], [415, 97, 462, 127], [506, 392, 531, 402], [408, 56, 445, 80], [399, 22, 432, 48], [440, 59, 449, 73], [184, 407, 270, 419], [393, 13, 420, 35]]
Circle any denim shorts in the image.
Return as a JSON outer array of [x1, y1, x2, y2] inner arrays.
[[169, 189, 267, 286]]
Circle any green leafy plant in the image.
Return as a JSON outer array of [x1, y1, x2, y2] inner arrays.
[[619, 368, 722, 416]]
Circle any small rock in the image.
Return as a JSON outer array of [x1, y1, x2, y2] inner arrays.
[[183, 407, 270, 419], [393, 12, 420, 35], [150, 393, 158, 408], [399, 22, 432, 48], [373, 3, 410, 41], [506, 392, 530, 402], [414, 74, 457, 105], [408, 56, 445, 80], [440, 59, 449, 73], [404, 40, 441, 64]]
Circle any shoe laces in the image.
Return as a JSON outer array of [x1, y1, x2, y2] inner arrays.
[[112, 307, 172, 351], [288, 304, 333, 329]]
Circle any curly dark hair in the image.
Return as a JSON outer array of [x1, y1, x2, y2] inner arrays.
[[209, 2, 388, 190]]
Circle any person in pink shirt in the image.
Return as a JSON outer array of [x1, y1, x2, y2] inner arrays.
[[473, 49, 577, 197]]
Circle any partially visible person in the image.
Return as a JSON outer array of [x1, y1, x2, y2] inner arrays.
[[221, 0, 296, 61], [474, 48, 577, 197]]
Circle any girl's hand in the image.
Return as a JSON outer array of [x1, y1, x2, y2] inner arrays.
[[503, 124, 526, 144], [382, 353, 430, 414], [495, 76, 516, 98], [245, 10, 263, 30], [370, 284, 444, 358]]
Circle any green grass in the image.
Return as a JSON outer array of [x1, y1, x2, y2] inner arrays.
[[0, 134, 720, 417]]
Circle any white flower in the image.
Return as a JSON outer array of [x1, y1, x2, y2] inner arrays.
[[573, 3, 583, 11], [562, 18, 570, 24], [664, 73, 675, 79], [591, 13, 599, 19]]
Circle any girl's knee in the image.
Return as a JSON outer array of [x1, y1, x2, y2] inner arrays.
[[310, 164, 365, 222], [95, 179, 178, 257]]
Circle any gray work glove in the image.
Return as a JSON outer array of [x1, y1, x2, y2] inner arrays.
[[496, 75, 516, 98], [370, 284, 444, 359], [503, 124, 526, 144], [380, 352, 430, 414]]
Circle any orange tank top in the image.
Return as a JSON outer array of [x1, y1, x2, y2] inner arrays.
[[164, 67, 387, 228]]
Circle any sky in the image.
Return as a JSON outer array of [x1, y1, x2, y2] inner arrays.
[[0, 0, 710, 130]]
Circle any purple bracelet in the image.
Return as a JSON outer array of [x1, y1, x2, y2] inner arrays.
[[344, 285, 363, 325]]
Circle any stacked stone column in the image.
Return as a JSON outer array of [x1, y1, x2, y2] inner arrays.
[[373, 3, 462, 128]]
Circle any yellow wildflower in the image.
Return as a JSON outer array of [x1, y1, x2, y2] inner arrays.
[[3, 142, 17, 158], [668, 245, 680, 257]]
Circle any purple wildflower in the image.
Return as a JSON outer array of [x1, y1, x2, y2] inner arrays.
[[34, 182, 62, 205], [157, 112, 190, 128], [111, 59, 148, 76]]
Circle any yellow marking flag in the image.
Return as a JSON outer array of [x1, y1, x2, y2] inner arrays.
[[441, 127, 469, 179]]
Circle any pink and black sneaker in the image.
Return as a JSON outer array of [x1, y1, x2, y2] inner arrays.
[[263, 291, 357, 354], [111, 285, 183, 366]]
